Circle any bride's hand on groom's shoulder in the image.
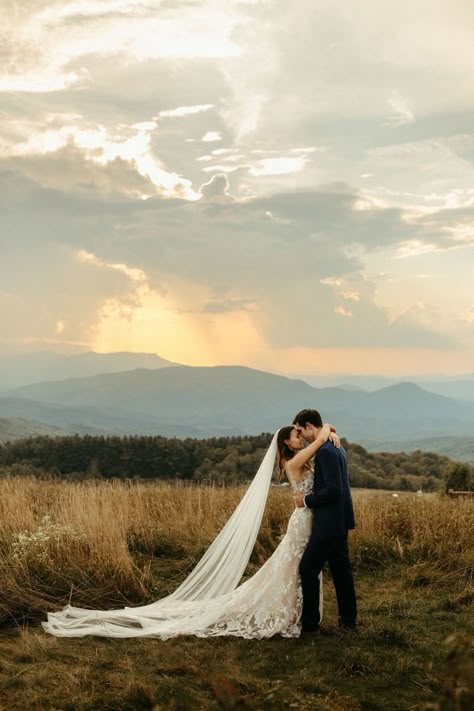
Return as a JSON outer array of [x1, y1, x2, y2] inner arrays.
[[325, 423, 341, 448]]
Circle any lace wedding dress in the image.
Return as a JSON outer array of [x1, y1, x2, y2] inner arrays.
[[42, 436, 321, 639]]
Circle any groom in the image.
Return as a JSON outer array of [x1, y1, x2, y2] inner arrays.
[[293, 408, 357, 632]]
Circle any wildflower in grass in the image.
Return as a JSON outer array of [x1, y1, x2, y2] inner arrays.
[[12, 515, 87, 561]]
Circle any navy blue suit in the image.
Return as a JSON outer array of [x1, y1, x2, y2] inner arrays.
[[299, 441, 357, 630]]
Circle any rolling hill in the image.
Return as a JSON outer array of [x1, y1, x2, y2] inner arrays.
[[0, 417, 68, 442], [362, 435, 474, 465]]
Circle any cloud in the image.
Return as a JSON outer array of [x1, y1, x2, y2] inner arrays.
[[0, 225, 141, 347], [249, 157, 308, 176], [201, 131, 222, 142], [76, 250, 148, 283], [395, 240, 441, 258], [201, 297, 255, 314], [464, 306, 474, 323], [342, 291, 361, 302], [199, 173, 232, 201], [157, 104, 215, 118], [2, 165, 461, 351], [335, 306, 353, 317], [0, 115, 198, 199], [386, 89, 415, 126], [0, 144, 159, 198], [1, 0, 474, 370]]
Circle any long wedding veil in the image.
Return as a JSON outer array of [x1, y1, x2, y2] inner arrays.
[[42, 430, 280, 638], [163, 429, 279, 601]]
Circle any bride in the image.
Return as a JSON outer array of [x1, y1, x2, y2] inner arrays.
[[42, 424, 338, 639]]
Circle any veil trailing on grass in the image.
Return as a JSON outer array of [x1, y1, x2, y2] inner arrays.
[[42, 431, 281, 638]]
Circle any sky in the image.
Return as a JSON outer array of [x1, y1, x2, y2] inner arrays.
[[1, 0, 473, 376]]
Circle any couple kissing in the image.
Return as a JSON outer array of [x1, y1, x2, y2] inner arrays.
[[43, 408, 357, 639]]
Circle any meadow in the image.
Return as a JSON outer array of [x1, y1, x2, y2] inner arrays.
[[0, 478, 473, 710]]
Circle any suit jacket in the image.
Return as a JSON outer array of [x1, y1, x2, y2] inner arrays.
[[304, 441, 355, 541]]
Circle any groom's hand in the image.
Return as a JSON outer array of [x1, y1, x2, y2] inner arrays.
[[294, 493, 305, 508]]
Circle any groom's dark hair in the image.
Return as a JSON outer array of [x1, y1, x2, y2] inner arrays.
[[293, 409, 323, 428]]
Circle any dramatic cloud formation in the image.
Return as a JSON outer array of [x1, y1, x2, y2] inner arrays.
[[1, 0, 473, 375]]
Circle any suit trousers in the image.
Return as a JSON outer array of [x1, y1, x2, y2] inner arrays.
[[299, 533, 357, 631]]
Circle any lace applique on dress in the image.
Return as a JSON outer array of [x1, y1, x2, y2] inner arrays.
[[198, 468, 317, 639], [285, 463, 314, 495]]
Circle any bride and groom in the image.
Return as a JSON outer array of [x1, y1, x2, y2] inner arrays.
[[42, 408, 357, 639]]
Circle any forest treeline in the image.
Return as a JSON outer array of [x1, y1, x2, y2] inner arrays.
[[1, 433, 472, 491]]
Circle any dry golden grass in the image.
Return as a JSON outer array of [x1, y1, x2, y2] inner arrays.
[[0, 477, 473, 710], [0, 477, 472, 626], [351, 488, 474, 570]]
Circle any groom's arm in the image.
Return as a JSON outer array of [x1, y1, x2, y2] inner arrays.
[[304, 447, 343, 509]]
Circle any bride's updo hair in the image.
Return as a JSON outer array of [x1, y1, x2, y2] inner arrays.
[[277, 425, 297, 481]]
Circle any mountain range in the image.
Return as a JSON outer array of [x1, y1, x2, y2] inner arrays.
[[0, 350, 176, 391], [299, 374, 474, 401], [0, 355, 474, 462], [0, 352, 474, 462]]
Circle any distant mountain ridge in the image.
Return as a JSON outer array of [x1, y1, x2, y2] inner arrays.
[[0, 350, 177, 391], [300, 373, 474, 402], [2, 349, 473, 401], [2, 366, 474, 463], [3, 366, 313, 435]]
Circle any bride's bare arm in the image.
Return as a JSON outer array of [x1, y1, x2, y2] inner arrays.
[[289, 424, 332, 475]]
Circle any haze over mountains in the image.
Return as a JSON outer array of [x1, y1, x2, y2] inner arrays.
[[0, 351, 176, 391], [0, 351, 473, 462], [300, 374, 474, 402]]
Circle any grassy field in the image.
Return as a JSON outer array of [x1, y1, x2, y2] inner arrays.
[[0, 478, 473, 710]]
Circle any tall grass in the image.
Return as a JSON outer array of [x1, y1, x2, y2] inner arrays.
[[0, 477, 472, 626]]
